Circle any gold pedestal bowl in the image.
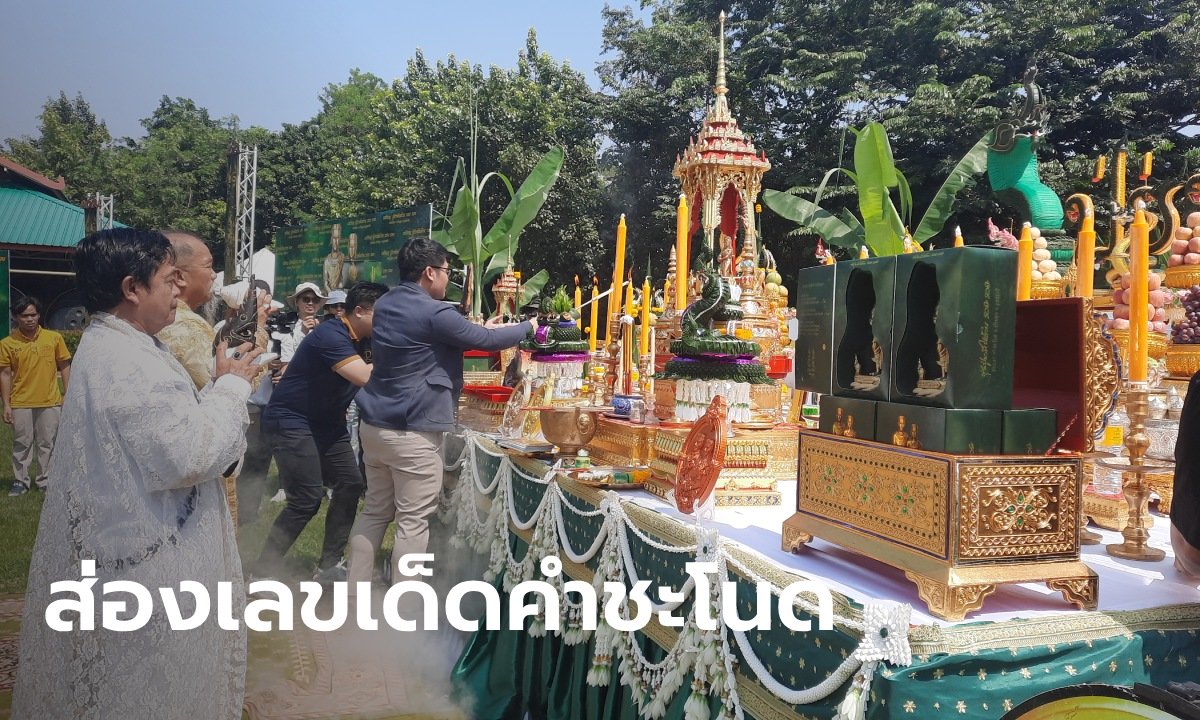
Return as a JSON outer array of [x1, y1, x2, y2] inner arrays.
[[1107, 328, 1170, 362], [1166, 343, 1200, 377], [539, 406, 599, 455]]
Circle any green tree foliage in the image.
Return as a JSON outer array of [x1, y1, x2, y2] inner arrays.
[[3, 92, 113, 202], [107, 97, 241, 248], [600, 0, 1200, 282]]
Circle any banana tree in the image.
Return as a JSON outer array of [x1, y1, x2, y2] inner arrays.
[[432, 114, 563, 317], [763, 122, 992, 256]]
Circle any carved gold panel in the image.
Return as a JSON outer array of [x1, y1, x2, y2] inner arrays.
[[797, 433, 949, 558], [957, 460, 1080, 561]]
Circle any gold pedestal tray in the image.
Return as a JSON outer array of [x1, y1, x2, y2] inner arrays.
[[1030, 279, 1065, 299], [1166, 344, 1200, 377], [1107, 328, 1170, 362], [646, 425, 792, 506], [1165, 264, 1200, 289], [783, 430, 1096, 621]]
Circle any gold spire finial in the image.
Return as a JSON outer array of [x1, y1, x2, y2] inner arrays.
[[715, 11, 728, 97]]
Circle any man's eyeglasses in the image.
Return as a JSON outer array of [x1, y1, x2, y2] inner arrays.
[[430, 265, 451, 275]]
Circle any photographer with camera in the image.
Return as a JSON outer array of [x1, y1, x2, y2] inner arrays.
[[277, 282, 326, 376]]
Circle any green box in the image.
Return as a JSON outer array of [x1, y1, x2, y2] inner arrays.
[[818, 395, 877, 441], [832, 256, 895, 401], [793, 263, 837, 395], [875, 401, 1002, 454], [891, 246, 1017, 409], [1002, 408, 1058, 455]]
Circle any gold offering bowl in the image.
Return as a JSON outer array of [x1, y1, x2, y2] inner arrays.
[[1165, 265, 1200, 289], [1030, 279, 1065, 299], [1166, 343, 1200, 377], [1107, 328, 1170, 362], [538, 406, 600, 455]]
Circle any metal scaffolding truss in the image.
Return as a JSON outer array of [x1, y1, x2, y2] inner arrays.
[[233, 144, 258, 281], [94, 193, 114, 230]]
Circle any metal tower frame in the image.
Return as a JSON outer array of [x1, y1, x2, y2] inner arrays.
[[233, 144, 258, 281], [95, 193, 114, 230]]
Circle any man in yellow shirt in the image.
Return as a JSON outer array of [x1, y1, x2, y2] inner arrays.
[[1, 297, 71, 495]]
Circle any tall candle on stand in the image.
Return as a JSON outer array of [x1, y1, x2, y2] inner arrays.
[[624, 272, 634, 316], [574, 275, 582, 311], [675, 194, 689, 311], [1016, 223, 1033, 300], [640, 276, 651, 358], [588, 278, 599, 353], [1077, 204, 1096, 299], [607, 215, 627, 345], [1129, 202, 1150, 382]]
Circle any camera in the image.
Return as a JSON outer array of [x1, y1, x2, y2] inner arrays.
[[266, 310, 298, 338]]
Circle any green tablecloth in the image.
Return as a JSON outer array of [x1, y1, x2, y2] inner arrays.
[[444, 435, 1200, 720]]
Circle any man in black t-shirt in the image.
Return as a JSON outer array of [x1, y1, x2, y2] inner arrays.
[[250, 282, 388, 582], [1173, 371, 1200, 578]]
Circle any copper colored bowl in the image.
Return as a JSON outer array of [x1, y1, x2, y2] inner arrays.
[[538, 407, 598, 455]]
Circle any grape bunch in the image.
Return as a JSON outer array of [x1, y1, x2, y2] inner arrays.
[[1172, 285, 1200, 344]]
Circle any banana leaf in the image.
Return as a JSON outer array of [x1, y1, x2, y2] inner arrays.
[[518, 270, 550, 307], [482, 147, 565, 280], [761, 189, 863, 249], [852, 122, 905, 256], [912, 130, 993, 245]]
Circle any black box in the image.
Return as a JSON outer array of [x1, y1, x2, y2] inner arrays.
[[832, 256, 895, 401], [875, 401, 1002, 454], [1002, 408, 1059, 455], [793, 263, 837, 395], [891, 246, 1017, 409]]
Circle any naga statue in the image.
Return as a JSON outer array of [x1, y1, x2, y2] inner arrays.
[[661, 269, 768, 383], [987, 62, 1065, 233]]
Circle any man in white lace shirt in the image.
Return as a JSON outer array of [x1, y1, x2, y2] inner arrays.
[[13, 228, 262, 719]]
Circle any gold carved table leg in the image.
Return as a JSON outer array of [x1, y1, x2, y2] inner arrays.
[[781, 524, 813, 553], [1047, 575, 1100, 610], [905, 572, 997, 622]]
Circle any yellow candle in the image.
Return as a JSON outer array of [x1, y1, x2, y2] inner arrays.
[[1075, 198, 1096, 299], [1092, 155, 1106, 183], [588, 278, 599, 353], [624, 273, 634, 316], [953, 226, 964, 248], [1140, 151, 1153, 181], [610, 214, 627, 330], [1129, 203, 1150, 382], [1016, 222, 1033, 301], [675, 194, 689, 311], [640, 276, 651, 357], [574, 275, 582, 311]]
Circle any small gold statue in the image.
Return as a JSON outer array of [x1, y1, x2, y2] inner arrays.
[[843, 415, 858, 438], [892, 415, 908, 446], [906, 423, 922, 449], [831, 407, 846, 436]]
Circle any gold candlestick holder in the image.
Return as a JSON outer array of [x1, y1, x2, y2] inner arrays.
[[1102, 381, 1168, 561]]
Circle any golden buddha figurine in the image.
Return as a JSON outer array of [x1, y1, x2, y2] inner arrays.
[[906, 423, 922, 449], [892, 415, 908, 446], [831, 407, 846, 436], [843, 415, 858, 438]]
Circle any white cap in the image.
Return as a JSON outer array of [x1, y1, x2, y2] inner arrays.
[[326, 289, 348, 305], [289, 282, 327, 302]]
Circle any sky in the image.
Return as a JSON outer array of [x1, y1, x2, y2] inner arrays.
[[1, 0, 626, 142]]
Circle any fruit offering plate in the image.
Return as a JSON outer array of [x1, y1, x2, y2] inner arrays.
[[561, 465, 650, 488]]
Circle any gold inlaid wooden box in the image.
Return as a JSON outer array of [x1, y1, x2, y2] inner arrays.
[[646, 426, 791, 506], [585, 415, 657, 467], [783, 430, 1096, 621]]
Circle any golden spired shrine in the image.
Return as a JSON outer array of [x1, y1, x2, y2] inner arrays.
[[586, 11, 797, 506]]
